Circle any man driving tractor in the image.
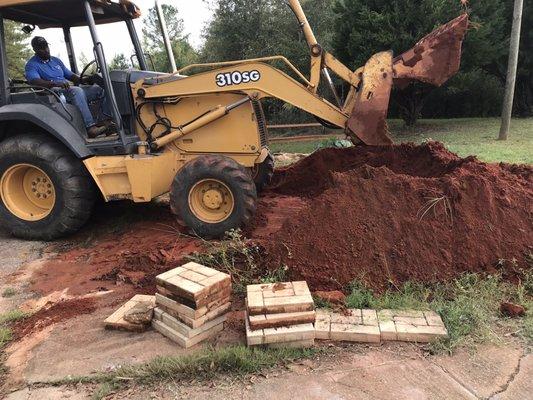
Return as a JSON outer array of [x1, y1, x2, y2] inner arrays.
[[25, 36, 112, 138]]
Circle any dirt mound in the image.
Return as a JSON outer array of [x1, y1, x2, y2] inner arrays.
[[270, 142, 470, 197], [266, 142, 533, 292]]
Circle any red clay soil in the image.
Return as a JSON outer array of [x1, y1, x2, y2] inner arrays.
[[25, 141, 532, 333], [12, 298, 97, 339], [32, 216, 203, 304], [265, 142, 533, 292]]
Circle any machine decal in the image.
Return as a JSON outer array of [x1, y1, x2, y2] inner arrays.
[[215, 70, 261, 87]]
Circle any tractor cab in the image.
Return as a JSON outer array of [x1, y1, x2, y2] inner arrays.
[[0, 0, 162, 156]]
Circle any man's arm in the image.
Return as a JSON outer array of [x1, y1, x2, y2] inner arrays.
[[57, 58, 88, 86], [26, 61, 70, 89]]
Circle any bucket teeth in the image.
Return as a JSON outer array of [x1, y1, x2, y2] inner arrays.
[[346, 14, 469, 146], [393, 13, 469, 87]]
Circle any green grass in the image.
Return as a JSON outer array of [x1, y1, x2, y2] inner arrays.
[[0, 327, 12, 349], [270, 118, 533, 164], [345, 273, 532, 353], [1, 288, 16, 298], [53, 345, 321, 388], [0, 309, 29, 325], [0, 309, 29, 382]]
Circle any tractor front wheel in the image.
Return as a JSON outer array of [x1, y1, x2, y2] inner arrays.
[[0, 134, 96, 240], [170, 155, 257, 238]]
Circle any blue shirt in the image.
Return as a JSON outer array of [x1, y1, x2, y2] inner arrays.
[[25, 56, 74, 83]]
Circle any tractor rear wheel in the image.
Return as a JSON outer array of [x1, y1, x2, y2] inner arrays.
[[170, 155, 257, 238], [251, 152, 274, 192], [0, 134, 95, 240]]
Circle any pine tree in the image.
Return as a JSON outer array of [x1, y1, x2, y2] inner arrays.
[[4, 20, 32, 80], [142, 4, 197, 72]]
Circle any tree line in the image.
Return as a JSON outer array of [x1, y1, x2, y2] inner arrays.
[[5, 0, 531, 125]]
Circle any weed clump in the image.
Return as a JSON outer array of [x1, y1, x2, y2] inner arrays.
[[343, 273, 532, 353], [187, 230, 287, 294]]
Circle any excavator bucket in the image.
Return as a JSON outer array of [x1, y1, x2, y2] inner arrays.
[[347, 14, 469, 145], [347, 51, 394, 146]]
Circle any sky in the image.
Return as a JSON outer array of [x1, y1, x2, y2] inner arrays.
[[34, 0, 213, 67]]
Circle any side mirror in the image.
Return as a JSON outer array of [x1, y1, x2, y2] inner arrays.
[[22, 25, 35, 34]]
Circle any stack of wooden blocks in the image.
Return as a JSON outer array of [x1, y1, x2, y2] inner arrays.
[[152, 262, 231, 348], [245, 281, 316, 348]]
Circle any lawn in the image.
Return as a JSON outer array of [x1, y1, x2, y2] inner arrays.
[[269, 118, 533, 164]]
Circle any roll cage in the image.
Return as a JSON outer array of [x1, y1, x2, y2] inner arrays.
[[0, 0, 147, 153]]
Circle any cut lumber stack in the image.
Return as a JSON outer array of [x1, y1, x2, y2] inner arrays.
[[104, 294, 155, 332], [245, 281, 316, 348], [152, 262, 231, 348]]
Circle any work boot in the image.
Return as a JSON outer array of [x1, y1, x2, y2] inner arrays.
[[87, 124, 107, 139], [98, 119, 118, 136]]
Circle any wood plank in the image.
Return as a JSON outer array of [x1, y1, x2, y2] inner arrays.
[[159, 302, 231, 329], [249, 310, 316, 330], [181, 262, 219, 277], [179, 269, 210, 285], [262, 288, 295, 298], [315, 311, 332, 340], [330, 322, 380, 343], [197, 273, 232, 297], [393, 316, 429, 326], [247, 292, 264, 315], [165, 275, 205, 298], [261, 323, 315, 344], [378, 319, 397, 341], [424, 311, 445, 327], [104, 295, 155, 332], [152, 319, 224, 348], [291, 281, 311, 296], [155, 293, 207, 319], [395, 324, 448, 343], [153, 308, 227, 338], [157, 285, 231, 308], [362, 309, 378, 326], [155, 267, 186, 283], [261, 295, 314, 315], [245, 312, 315, 346], [245, 314, 264, 346]]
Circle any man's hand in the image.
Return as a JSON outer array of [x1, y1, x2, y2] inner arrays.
[[53, 81, 71, 90]]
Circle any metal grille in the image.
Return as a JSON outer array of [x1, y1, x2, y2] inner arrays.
[[252, 100, 268, 147]]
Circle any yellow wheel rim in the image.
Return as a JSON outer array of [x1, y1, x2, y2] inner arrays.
[[188, 179, 234, 223], [0, 164, 56, 221]]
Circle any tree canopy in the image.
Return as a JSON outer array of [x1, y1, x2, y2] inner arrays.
[[5, 20, 32, 80], [201, 0, 532, 123], [142, 4, 198, 72]]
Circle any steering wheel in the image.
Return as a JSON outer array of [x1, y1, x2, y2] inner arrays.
[[80, 59, 101, 85]]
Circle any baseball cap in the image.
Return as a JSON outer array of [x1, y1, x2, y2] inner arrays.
[[31, 36, 49, 50]]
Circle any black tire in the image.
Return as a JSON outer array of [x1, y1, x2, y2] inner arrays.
[[0, 134, 96, 240], [251, 153, 275, 192], [170, 155, 257, 239]]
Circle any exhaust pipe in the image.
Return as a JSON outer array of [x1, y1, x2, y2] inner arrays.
[[155, 0, 177, 73]]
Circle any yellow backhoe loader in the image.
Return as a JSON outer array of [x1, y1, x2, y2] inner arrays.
[[0, 0, 468, 240]]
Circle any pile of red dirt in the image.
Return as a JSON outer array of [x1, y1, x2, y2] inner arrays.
[[265, 142, 532, 292]]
